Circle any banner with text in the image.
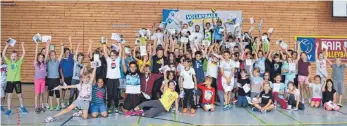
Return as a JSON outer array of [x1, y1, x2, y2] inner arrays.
[[162, 9, 242, 31], [296, 36, 347, 62]]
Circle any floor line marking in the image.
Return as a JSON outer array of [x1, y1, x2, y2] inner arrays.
[[60, 116, 73, 126], [338, 110, 347, 116], [244, 108, 267, 125], [137, 116, 141, 124], [276, 109, 303, 124]]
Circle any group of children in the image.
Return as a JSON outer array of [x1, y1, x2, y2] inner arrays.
[[0, 13, 345, 123]]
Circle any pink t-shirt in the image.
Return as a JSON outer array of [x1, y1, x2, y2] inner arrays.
[[34, 62, 47, 79]]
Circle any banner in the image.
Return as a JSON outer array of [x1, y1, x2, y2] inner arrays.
[[162, 9, 242, 31], [296, 36, 347, 62]]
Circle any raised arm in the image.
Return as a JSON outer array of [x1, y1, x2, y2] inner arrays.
[[295, 41, 301, 62], [68, 36, 73, 53], [153, 39, 157, 56], [58, 42, 64, 61], [20, 42, 26, 60], [90, 63, 97, 84], [74, 42, 80, 61], [34, 43, 39, 64], [87, 39, 93, 59], [140, 55, 148, 73], [267, 50, 273, 62], [315, 43, 319, 62], [103, 43, 109, 59], [132, 46, 139, 62]]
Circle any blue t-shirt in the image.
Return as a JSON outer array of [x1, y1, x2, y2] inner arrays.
[[91, 85, 106, 104], [60, 54, 74, 77], [193, 58, 204, 84], [120, 57, 134, 79], [213, 26, 223, 41]]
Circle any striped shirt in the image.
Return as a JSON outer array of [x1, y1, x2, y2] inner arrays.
[[91, 85, 106, 104]]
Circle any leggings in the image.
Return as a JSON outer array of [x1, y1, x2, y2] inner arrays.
[[47, 78, 60, 98], [183, 88, 196, 109], [138, 100, 166, 118], [273, 92, 287, 109], [106, 79, 120, 108], [287, 94, 305, 110]]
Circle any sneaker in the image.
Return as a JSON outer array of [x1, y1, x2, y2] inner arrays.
[[45, 117, 56, 123], [260, 109, 266, 114], [183, 108, 188, 113], [292, 107, 298, 111], [44, 103, 50, 109], [1, 106, 4, 112], [223, 105, 228, 111], [55, 105, 61, 111], [134, 110, 144, 116], [19, 106, 28, 114], [5, 109, 12, 115], [246, 97, 253, 105], [60, 103, 66, 109], [338, 103, 343, 107], [114, 108, 119, 113], [287, 105, 292, 110], [49, 106, 54, 111], [108, 109, 112, 114], [35, 108, 41, 114], [73, 111, 82, 117], [190, 108, 196, 114], [40, 107, 45, 112], [197, 104, 201, 108], [125, 110, 135, 117], [252, 107, 259, 112]]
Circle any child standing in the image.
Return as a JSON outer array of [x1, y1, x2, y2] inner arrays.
[[236, 70, 250, 108], [70, 42, 84, 105], [197, 76, 216, 112], [287, 82, 305, 110], [0, 54, 7, 112], [2, 42, 27, 115], [322, 79, 340, 111], [34, 42, 48, 114], [308, 75, 323, 108], [271, 74, 287, 109], [315, 43, 328, 82], [220, 51, 235, 110], [45, 66, 96, 123], [179, 59, 197, 114], [327, 57, 345, 107], [252, 83, 275, 113], [90, 78, 107, 118]]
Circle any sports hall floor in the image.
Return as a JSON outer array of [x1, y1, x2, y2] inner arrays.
[[1, 103, 347, 126]]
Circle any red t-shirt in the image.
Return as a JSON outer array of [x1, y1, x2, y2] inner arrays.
[[198, 83, 216, 104]]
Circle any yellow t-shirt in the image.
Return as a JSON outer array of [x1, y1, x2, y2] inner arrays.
[[159, 89, 178, 111], [137, 60, 151, 68]]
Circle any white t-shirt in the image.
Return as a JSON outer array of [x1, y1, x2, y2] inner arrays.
[[106, 57, 121, 79], [219, 59, 234, 78], [76, 82, 92, 101], [316, 59, 327, 78], [180, 67, 196, 89], [206, 60, 218, 78], [309, 83, 323, 99]]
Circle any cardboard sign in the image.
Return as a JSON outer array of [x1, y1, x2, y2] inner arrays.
[[7, 38, 16, 47], [33, 33, 42, 43], [41, 35, 51, 43]]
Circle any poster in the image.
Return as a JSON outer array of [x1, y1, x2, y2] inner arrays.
[[162, 9, 242, 32], [296, 36, 347, 62]]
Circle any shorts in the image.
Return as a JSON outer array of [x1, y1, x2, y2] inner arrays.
[[333, 80, 344, 95], [71, 79, 80, 85], [119, 79, 126, 89], [5, 81, 21, 94], [311, 98, 322, 102], [73, 100, 90, 110], [63, 77, 72, 91], [90, 103, 107, 113], [1, 81, 6, 97], [34, 78, 46, 94], [194, 89, 202, 96], [298, 75, 309, 84], [123, 94, 143, 110], [222, 77, 234, 92]]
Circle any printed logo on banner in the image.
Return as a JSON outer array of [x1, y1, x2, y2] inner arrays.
[[296, 36, 347, 62], [296, 37, 316, 62]]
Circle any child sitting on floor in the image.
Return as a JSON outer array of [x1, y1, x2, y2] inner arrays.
[[286, 81, 305, 110], [197, 76, 216, 112], [252, 82, 275, 113], [322, 79, 340, 111]]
